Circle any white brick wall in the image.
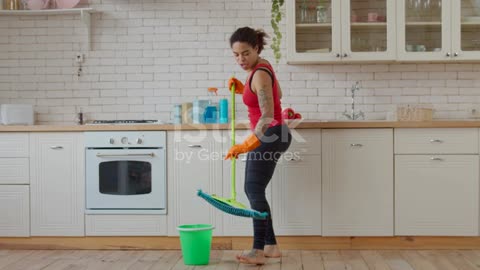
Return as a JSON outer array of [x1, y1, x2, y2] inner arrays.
[[0, 0, 480, 124]]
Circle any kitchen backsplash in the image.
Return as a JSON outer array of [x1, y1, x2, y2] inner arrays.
[[1, 0, 480, 124]]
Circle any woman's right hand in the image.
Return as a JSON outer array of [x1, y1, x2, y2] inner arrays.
[[228, 77, 244, 94]]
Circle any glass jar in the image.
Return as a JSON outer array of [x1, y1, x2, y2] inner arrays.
[[6, 0, 20, 10], [316, 5, 326, 23], [300, 0, 308, 23]]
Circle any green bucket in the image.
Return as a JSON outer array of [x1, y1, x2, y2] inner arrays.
[[177, 224, 215, 265]]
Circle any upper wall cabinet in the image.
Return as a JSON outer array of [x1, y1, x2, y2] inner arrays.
[[287, 0, 397, 63], [397, 0, 480, 61]]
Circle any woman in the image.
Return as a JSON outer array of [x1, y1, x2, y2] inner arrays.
[[225, 26, 292, 265]]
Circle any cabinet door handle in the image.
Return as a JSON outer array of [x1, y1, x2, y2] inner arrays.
[[343, 53, 348, 57], [336, 53, 341, 58], [188, 145, 202, 148], [454, 52, 459, 57], [96, 153, 155, 158], [430, 157, 444, 161], [430, 139, 443, 143], [350, 143, 363, 147], [50, 146, 63, 150], [446, 52, 451, 57]]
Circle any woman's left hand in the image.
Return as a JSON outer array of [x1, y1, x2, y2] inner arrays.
[[225, 134, 261, 160]]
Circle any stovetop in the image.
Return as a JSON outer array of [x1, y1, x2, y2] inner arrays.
[[87, 120, 161, 125]]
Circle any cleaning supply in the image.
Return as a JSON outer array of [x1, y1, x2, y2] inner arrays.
[[219, 98, 228, 124], [193, 99, 209, 124], [225, 133, 260, 159], [203, 105, 218, 124], [173, 104, 182, 124], [177, 224, 215, 265], [197, 79, 268, 220], [181, 102, 193, 124], [228, 77, 244, 94]]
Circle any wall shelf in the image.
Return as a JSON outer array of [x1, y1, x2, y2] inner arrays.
[[0, 8, 96, 50], [296, 23, 332, 29], [351, 22, 387, 29], [405, 21, 442, 27]]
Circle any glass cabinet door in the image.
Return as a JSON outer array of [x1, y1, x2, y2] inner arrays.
[[398, 0, 451, 60], [343, 0, 396, 61], [287, 0, 341, 63], [451, 0, 480, 60]]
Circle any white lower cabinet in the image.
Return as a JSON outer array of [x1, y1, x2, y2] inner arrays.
[[221, 129, 273, 236], [221, 152, 258, 236], [30, 133, 85, 236], [222, 129, 321, 236], [272, 155, 322, 235], [167, 130, 223, 236], [322, 129, 394, 236], [0, 185, 29, 237], [86, 215, 167, 236], [395, 155, 479, 236]]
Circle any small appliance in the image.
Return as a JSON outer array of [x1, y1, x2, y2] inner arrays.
[[0, 104, 34, 125]]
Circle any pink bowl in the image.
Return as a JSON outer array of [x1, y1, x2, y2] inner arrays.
[[55, 0, 80, 9]]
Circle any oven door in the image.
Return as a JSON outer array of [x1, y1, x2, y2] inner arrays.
[[86, 148, 165, 210]]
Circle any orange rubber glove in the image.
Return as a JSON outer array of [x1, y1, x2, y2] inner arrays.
[[228, 77, 244, 94], [225, 134, 261, 160]]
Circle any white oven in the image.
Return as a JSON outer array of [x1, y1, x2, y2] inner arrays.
[[85, 131, 166, 214]]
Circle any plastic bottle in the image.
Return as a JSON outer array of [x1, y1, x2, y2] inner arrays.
[[219, 98, 228, 123], [173, 104, 182, 124]]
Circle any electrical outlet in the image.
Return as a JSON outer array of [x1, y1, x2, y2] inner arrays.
[[468, 105, 480, 118], [75, 53, 84, 63]]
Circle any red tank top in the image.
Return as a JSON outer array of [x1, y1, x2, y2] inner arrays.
[[242, 63, 283, 131]]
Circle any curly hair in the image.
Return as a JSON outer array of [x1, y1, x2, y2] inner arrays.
[[229, 27, 269, 54]]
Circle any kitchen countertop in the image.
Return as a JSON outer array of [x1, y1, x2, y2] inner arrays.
[[2, 119, 480, 132]]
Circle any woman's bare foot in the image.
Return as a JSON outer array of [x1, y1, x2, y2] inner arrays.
[[264, 244, 282, 258], [235, 249, 266, 265]]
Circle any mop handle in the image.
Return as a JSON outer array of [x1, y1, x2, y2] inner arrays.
[[231, 80, 236, 201]]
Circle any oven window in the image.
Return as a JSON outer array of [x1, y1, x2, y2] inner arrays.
[[99, 161, 152, 195]]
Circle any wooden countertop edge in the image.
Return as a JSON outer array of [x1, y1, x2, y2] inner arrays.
[[1, 120, 480, 132]]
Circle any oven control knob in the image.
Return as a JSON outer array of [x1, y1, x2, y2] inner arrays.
[[121, 137, 129, 144], [136, 138, 143, 144], [109, 138, 115, 144]]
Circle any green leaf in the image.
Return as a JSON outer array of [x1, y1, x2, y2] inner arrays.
[[270, 0, 284, 63]]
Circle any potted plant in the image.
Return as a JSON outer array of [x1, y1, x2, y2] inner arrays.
[[271, 0, 284, 63]]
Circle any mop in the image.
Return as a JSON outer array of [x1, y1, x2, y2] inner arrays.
[[197, 81, 268, 220]]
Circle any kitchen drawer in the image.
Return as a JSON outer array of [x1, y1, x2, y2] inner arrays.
[[0, 158, 29, 185], [394, 128, 478, 154], [0, 133, 29, 157], [86, 215, 167, 236], [221, 129, 321, 156], [287, 129, 321, 156]]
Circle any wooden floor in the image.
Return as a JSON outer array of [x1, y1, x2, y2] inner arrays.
[[2, 249, 480, 270]]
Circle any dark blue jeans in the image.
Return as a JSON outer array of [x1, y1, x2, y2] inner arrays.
[[244, 124, 291, 250]]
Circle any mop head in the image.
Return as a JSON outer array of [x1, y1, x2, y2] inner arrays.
[[197, 189, 268, 220]]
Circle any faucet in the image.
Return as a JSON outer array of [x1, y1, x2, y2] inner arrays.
[[342, 81, 365, 120]]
